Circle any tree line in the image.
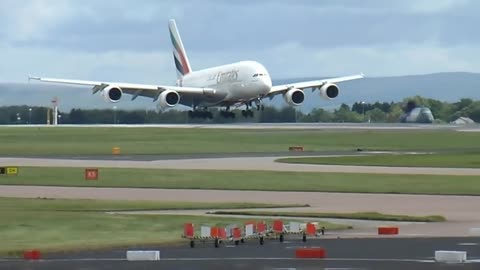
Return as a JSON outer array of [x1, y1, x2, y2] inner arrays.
[[1, 96, 479, 124]]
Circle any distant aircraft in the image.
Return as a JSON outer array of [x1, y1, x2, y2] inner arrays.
[[30, 19, 363, 119]]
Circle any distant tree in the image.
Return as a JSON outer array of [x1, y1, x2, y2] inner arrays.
[[69, 109, 86, 124], [367, 108, 386, 122], [334, 104, 363, 122]]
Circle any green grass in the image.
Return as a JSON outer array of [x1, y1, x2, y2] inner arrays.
[[1, 127, 480, 155], [211, 210, 446, 222], [3, 167, 480, 195], [0, 197, 306, 212], [277, 153, 480, 168], [0, 197, 347, 255]]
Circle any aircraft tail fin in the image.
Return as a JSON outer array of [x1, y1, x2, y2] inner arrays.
[[169, 19, 192, 79]]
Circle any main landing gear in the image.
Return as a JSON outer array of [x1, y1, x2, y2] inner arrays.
[[241, 110, 254, 118], [220, 106, 236, 118], [240, 99, 264, 118], [188, 110, 213, 119], [220, 110, 236, 118]]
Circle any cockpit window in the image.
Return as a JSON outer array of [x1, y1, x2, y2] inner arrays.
[[253, 74, 258, 77]]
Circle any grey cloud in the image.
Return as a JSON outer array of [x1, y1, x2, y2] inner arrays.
[[2, 0, 480, 54]]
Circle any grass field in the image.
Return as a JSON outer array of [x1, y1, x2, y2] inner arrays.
[[0, 197, 348, 254], [1, 127, 480, 155], [277, 153, 480, 168], [211, 210, 446, 222], [2, 167, 480, 195]]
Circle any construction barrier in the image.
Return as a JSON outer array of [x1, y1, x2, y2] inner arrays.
[[434, 251, 466, 263], [23, 250, 41, 260], [126, 250, 160, 261], [295, 247, 326, 258], [378, 226, 399, 235], [184, 223, 194, 238], [306, 223, 317, 236], [182, 220, 326, 248]]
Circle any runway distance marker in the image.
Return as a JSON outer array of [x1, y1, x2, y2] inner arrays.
[[0, 167, 18, 176], [85, 168, 99, 180], [7, 167, 18, 176]]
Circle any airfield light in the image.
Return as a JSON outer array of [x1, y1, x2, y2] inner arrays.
[[113, 106, 117, 124], [361, 101, 366, 121]]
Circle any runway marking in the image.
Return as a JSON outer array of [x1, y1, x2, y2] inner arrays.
[[458, 242, 478, 246], [325, 268, 364, 270], [1, 257, 479, 264]]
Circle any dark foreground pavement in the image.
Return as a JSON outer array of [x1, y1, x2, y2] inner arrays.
[[1, 237, 480, 270]]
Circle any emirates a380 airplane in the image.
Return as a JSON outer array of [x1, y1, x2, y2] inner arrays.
[[30, 19, 363, 119]]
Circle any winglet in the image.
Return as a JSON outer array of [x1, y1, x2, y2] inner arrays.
[[28, 75, 41, 82]]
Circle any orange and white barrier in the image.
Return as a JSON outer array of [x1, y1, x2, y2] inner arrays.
[[182, 219, 326, 248]]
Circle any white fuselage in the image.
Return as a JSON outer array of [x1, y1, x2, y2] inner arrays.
[[179, 61, 272, 107]]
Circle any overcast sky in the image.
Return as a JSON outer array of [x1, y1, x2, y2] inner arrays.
[[0, 0, 479, 84]]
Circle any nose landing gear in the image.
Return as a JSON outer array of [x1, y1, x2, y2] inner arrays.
[[254, 98, 265, 111]]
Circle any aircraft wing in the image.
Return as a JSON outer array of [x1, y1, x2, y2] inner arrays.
[[28, 76, 216, 100], [265, 73, 364, 98]]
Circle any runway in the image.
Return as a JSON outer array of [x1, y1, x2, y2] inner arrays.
[[1, 238, 479, 270]]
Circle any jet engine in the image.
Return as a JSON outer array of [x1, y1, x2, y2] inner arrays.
[[319, 83, 339, 100], [158, 90, 180, 109], [284, 88, 305, 106], [102, 86, 123, 103]]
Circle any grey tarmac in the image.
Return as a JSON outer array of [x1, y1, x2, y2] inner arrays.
[[2, 155, 480, 175], [1, 238, 480, 270]]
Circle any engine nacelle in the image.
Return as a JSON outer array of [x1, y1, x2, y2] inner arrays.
[[158, 90, 180, 109], [284, 88, 305, 106], [102, 86, 123, 103], [319, 83, 339, 100]]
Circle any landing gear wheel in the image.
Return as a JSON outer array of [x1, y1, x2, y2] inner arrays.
[[279, 234, 284, 243], [240, 238, 245, 244], [190, 240, 195, 248], [214, 238, 219, 248], [302, 234, 307, 242], [234, 240, 240, 246], [259, 237, 264, 245], [206, 111, 213, 119]]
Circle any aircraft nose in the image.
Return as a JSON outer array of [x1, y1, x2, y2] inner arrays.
[[262, 76, 272, 91]]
